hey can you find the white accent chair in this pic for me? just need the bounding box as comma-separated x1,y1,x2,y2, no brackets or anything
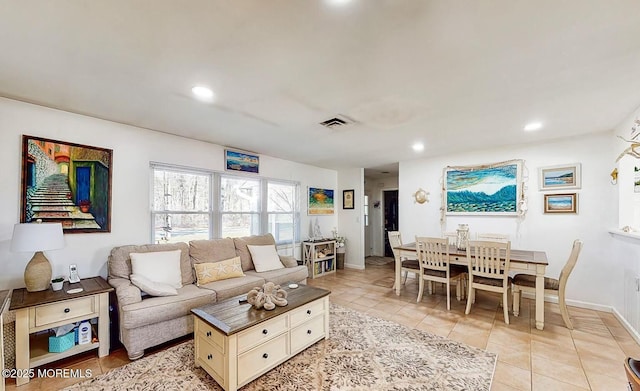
465,240,512,324
512,239,583,329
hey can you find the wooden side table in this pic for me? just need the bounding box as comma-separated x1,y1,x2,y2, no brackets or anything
9,277,113,386
0,290,10,391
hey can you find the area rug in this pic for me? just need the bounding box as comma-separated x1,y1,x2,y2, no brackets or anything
64,304,496,391
364,256,395,266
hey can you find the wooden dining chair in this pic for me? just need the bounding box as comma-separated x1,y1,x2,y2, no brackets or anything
625,357,640,391
465,240,512,324
388,231,419,285
415,237,465,309
512,239,583,329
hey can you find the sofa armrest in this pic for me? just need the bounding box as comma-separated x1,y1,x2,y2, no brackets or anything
279,255,299,268
108,277,142,307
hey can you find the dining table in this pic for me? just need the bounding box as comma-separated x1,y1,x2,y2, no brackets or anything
393,243,549,330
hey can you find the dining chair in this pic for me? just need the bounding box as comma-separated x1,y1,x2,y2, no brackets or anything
388,231,420,285
442,231,458,246
465,240,512,324
625,357,640,391
512,239,583,329
476,233,510,242
415,237,466,309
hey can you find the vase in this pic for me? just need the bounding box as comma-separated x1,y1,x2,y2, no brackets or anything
456,224,470,250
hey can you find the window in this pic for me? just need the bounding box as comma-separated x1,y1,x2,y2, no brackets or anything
364,195,369,226
151,167,211,243
151,164,299,250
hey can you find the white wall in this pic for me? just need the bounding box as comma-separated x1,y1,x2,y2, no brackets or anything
0,97,337,290
399,132,615,307
337,168,364,269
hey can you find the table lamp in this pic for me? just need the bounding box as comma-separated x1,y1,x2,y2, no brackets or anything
11,222,65,292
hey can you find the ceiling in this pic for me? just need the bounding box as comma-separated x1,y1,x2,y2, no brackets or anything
1,1,640,174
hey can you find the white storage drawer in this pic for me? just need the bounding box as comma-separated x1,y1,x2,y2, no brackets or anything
34,297,94,327
290,299,324,326
237,315,287,353
237,333,289,385
290,315,325,353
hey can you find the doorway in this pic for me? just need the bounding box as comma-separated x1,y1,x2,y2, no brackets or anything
383,189,398,257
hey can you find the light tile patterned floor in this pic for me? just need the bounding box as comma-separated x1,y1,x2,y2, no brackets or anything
5,263,638,390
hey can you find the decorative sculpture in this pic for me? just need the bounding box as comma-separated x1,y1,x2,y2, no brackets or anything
246,282,288,310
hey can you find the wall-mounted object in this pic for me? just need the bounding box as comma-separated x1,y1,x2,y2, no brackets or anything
610,168,618,185
544,193,577,214
21,135,113,233
538,163,581,191
308,187,334,215
373,201,381,208
224,148,259,174
413,188,429,204
444,160,522,215
343,189,354,209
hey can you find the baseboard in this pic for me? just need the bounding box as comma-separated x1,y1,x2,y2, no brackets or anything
344,263,365,270
612,307,640,346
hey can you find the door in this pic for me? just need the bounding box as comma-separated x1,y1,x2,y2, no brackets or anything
75,166,91,203
383,190,398,257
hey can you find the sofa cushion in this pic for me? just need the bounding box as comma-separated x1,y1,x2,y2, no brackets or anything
130,249,182,288
130,274,178,297
245,265,308,286
109,242,193,285
247,245,284,272
189,238,237,264
193,256,245,286
198,274,266,301
121,284,215,330
233,233,277,271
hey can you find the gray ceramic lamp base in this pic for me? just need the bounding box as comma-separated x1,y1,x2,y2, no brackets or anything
24,251,53,292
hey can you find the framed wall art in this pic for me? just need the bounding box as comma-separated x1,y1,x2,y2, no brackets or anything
308,187,334,215
225,149,259,174
538,163,581,190
343,189,354,209
444,160,522,215
544,193,577,214
20,135,113,233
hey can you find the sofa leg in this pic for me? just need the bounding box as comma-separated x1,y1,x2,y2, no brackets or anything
128,350,144,360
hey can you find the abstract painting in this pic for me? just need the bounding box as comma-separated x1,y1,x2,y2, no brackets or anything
225,149,259,174
544,193,577,214
308,187,334,215
20,135,112,233
538,163,581,190
444,161,521,215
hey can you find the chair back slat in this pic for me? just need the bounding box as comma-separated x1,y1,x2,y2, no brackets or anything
467,240,511,282
476,233,510,242
388,231,402,259
416,236,449,272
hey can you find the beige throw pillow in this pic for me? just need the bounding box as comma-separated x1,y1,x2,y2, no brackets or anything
130,249,182,289
194,256,245,286
247,245,284,272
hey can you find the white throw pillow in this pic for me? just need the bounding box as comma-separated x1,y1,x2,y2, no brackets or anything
247,245,284,272
130,249,182,289
130,274,178,297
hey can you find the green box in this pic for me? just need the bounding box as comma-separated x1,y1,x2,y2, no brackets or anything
49,331,75,353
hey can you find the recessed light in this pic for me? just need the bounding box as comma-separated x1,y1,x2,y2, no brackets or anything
412,143,424,152
327,0,352,5
191,86,215,101
524,122,542,131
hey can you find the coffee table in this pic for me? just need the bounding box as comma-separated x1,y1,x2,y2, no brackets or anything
191,284,331,391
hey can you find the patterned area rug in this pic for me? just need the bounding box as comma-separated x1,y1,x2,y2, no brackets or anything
365,256,395,266
65,304,496,391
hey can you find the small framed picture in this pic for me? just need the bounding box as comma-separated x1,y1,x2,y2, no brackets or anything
544,193,577,214
538,163,581,190
343,189,354,209
225,149,259,174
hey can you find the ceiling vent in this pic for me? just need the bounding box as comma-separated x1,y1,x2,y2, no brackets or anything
319,115,354,129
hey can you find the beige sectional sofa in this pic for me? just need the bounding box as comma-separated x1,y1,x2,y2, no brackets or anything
107,234,307,359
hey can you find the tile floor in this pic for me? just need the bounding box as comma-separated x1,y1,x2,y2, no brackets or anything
5,262,638,390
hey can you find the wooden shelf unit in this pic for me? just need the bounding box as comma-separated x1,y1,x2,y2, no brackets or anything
302,240,337,279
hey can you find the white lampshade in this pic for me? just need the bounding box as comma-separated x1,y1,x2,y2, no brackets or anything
11,222,65,252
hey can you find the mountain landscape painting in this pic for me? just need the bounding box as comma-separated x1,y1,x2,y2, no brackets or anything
445,162,520,215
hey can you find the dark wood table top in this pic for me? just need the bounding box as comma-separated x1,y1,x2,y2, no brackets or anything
192,284,331,336
396,243,548,265
9,276,113,311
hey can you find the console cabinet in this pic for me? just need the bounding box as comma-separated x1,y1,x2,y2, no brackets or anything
302,240,337,279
